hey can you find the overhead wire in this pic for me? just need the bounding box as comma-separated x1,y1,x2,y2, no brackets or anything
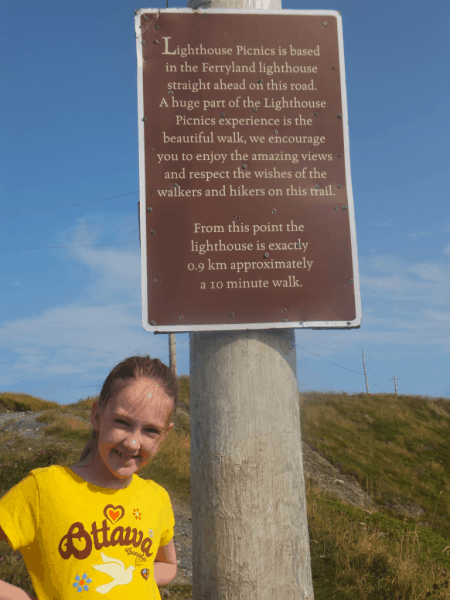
34,381,102,390
316,329,356,349
1,190,141,250
366,377,386,393
296,345,364,375
302,339,361,365
319,381,364,386
0,191,139,215
365,363,385,381
298,343,390,393
0,243,139,252
363,351,389,374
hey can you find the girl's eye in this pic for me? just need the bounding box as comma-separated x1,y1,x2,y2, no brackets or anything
115,420,158,434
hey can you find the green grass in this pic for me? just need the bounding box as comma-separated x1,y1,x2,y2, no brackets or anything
1,386,450,599
300,391,450,539
307,482,450,599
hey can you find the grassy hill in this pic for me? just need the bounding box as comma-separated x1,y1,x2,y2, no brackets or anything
1,382,450,599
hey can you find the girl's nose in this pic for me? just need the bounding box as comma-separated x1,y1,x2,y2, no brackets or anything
123,436,141,452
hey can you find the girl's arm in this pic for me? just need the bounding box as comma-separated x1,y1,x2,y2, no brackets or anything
153,538,177,587
0,579,37,600
0,528,37,600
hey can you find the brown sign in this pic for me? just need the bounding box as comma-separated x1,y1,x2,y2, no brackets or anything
135,9,361,332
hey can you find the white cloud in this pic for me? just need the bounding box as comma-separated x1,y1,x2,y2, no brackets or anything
362,254,449,293
0,302,167,387
423,309,450,324
409,262,445,282
369,218,394,227
0,216,168,390
2,216,449,400
59,217,141,296
402,230,433,239
355,253,450,355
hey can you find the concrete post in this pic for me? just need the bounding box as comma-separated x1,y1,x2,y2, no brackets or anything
190,330,314,599
187,0,314,597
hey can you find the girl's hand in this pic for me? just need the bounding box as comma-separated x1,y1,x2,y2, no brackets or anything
0,578,38,600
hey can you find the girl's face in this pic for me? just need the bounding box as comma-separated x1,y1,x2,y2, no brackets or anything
88,378,174,488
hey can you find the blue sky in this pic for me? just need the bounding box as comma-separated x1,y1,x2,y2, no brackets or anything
1,0,449,404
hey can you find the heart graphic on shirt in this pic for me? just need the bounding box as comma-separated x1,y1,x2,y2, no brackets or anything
103,504,125,524
141,568,150,580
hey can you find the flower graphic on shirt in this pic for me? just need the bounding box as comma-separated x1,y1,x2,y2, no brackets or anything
132,508,142,520
72,572,92,592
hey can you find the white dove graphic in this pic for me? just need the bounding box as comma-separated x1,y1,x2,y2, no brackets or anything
92,552,135,594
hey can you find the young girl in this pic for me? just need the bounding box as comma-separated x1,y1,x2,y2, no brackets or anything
0,355,178,600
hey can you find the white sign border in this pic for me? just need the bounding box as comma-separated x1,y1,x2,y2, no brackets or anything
135,8,362,333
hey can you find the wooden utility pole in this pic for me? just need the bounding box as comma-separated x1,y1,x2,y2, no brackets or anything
137,202,141,245
362,350,369,394
187,4,314,600
392,375,398,394
169,333,177,380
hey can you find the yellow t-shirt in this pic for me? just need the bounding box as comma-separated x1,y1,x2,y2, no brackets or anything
0,465,174,599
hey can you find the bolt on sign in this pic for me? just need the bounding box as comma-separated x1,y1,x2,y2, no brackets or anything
135,8,361,333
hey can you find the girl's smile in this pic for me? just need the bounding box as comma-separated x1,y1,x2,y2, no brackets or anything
111,448,142,461
79,378,174,489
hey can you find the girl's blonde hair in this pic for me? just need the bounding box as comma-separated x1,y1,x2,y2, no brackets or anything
73,355,178,467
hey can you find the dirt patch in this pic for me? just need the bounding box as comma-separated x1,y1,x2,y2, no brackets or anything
301,442,378,512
